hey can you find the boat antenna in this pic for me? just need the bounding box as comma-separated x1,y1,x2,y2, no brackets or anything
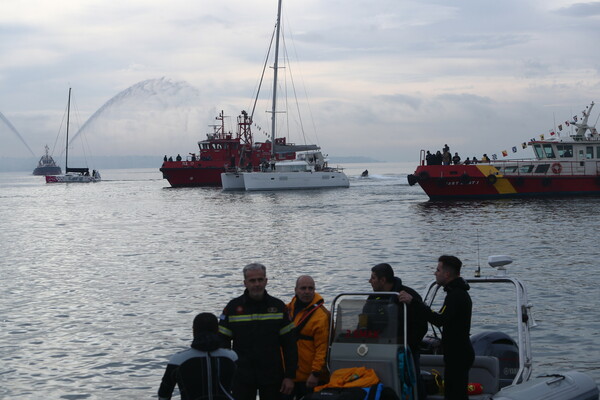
269,0,283,158
475,228,481,277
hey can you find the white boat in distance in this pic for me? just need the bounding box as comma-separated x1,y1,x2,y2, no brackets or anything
222,150,349,191
45,88,101,183
221,0,348,191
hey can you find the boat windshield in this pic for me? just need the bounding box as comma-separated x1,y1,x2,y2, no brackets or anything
543,144,556,158
333,298,399,345
557,145,573,158
533,144,544,159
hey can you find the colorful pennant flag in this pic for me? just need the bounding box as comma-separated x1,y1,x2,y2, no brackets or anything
512,146,517,153
502,150,508,157
530,138,536,142
558,124,563,131
539,134,545,140
492,154,498,160
573,115,578,122
565,121,570,126
521,142,527,149
550,129,556,136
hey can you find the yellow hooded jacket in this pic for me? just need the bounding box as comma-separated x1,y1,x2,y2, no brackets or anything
288,292,330,383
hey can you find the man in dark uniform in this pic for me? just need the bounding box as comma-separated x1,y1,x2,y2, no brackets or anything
219,263,297,400
399,255,475,400
158,312,238,400
368,263,428,400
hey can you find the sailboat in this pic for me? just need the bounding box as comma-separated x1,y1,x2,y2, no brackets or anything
45,88,101,183
220,0,349,191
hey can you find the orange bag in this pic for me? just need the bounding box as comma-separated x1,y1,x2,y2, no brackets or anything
314,367,380,392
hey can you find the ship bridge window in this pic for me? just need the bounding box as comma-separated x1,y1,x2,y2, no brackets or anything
533,144,544,159
503,166,518,173
534,164,550,173
557,145,573,158
543,144,555,158
519,165,534,173
586,146,593,159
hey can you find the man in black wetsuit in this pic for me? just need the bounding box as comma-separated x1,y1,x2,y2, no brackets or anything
368,263,428,400
218,263,297,400
158,312,238,400
399,255,475,400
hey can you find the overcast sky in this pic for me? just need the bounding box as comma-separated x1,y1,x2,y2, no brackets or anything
1,0,599,163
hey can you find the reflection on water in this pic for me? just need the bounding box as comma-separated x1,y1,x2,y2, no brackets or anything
0,165,599,398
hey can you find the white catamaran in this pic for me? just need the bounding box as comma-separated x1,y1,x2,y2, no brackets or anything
221,0,349,191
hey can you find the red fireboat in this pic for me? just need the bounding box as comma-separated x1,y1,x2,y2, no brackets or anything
408,101,600,199
160,110,316,187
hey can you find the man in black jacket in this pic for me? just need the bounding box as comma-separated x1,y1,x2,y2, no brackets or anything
158,312,238,400
399,255,475,400
368,263,428,400
219,263,298,400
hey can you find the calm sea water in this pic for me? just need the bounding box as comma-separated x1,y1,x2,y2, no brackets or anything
1,162,598,398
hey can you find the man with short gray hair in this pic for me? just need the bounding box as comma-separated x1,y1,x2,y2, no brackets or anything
219,263,298,400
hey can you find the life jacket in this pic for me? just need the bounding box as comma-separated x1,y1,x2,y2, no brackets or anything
314,367,380,391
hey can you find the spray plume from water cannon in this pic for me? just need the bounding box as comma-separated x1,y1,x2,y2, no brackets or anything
0,111,36,157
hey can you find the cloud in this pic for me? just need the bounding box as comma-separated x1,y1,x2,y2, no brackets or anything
555,1,600,17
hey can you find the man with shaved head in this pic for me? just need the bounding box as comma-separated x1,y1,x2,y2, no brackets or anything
286,275,330,400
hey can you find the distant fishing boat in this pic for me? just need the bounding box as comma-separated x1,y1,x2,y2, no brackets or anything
220,0,349,191
33,145,61,176
45,88,100,183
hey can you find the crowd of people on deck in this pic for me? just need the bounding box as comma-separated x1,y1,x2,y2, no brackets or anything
425,144,490,166
158,255,474,400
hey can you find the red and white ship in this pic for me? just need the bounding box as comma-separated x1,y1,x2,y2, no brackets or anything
408,101,600,199
159,110,317,187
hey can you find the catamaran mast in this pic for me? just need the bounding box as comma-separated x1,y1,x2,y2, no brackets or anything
270,0,283,158
66,88,71,171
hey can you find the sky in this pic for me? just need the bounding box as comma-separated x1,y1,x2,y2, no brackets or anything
1,0,599,163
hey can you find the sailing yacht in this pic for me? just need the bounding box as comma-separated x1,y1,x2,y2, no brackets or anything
45,88,101,183
221,0,349,191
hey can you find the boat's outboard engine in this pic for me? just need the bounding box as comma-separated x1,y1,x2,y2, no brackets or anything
471,331,519,388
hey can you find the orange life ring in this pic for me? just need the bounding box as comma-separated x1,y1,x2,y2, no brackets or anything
551,163,562,174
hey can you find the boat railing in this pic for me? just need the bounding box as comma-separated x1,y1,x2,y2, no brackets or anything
490,159,600,176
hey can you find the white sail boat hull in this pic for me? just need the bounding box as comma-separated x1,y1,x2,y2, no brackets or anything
220,172,246,190
46,171,101,183
222,170,349,191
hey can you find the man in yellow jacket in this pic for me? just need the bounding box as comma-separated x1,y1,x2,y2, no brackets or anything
287,275,330,400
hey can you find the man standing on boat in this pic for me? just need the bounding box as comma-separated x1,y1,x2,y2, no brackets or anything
368,263,428,400
286,275,330,400
158,312,238,400
398,255,474,400
219,263,297,400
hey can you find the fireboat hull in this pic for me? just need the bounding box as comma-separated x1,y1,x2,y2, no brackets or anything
160,161,225,187
33,166,62,176
411,164,600,200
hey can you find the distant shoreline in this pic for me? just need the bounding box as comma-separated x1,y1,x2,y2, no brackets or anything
0,155,385,172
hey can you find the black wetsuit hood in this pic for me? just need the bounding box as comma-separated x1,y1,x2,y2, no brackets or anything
444,277,470,292
191,332,221,352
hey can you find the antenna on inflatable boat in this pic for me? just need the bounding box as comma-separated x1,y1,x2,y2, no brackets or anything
475,229,481,277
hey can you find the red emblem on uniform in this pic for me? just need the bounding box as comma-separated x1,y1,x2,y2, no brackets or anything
236,305,244,314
